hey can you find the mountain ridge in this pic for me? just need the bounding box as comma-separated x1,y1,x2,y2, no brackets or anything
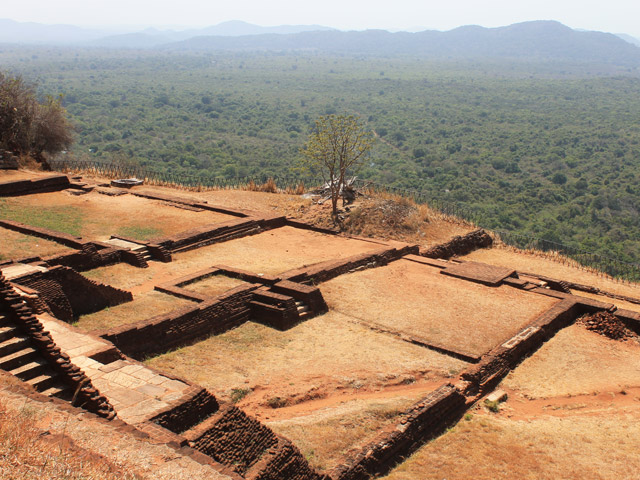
1,19,639,66
164,21,640,66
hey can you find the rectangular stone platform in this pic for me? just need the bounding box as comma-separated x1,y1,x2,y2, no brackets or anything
441,261,516,286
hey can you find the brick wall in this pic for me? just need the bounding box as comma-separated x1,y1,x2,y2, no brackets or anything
329,384,466,480
13,266,132,322
100,285,259,359
614,309,640,335
13,271,74,321
270,280,328,314
0,151,19,169
151,387,220,434
153,219,263,253
282,246,418,285
184,405,279,476
44,244,123,271
250,289,300,330
0,219,85,249
0,174,71,196
420,228,492,259
246,437,326,480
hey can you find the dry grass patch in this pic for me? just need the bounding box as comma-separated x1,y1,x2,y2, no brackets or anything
145,311,467,405
82,259,212,292
0,375,231,480
267,396,421,472
503,324,640,399
0,397,139,480
75,290,194,332
383,411,640,480
0,227,74,261
184,274,249,297
322,259,558,357
175,226,382,276
343,194,470,245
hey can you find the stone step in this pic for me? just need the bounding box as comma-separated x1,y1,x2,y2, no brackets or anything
0,347,39,371
296,304,309,313
10,359,49,381
27,373,59,392
0,325,18,343
41,382,71,399
0,336,30,357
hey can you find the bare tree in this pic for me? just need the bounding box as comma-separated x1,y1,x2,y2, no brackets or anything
301,114,374,217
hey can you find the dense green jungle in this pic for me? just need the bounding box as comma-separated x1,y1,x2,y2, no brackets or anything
1,46,640,264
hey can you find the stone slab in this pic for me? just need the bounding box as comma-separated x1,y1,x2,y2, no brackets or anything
441,261,516,286
1,263,48,280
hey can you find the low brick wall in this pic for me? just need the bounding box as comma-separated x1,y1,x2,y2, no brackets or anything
151,387,220,434
0,151,19,169
0,219,85,249
44,244,122,271
250,289,300,330
420,229,493,259
0,273,115,419
100,285,259,359
461,298,580,395
270,280,328,314
131,190,252,217
614,309,640,335
329,384,466,480
153,219,263,253
0,174,71,196
282,246,418,284
13,266,132,322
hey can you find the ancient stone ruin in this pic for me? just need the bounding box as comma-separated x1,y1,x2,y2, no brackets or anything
1,171,638,479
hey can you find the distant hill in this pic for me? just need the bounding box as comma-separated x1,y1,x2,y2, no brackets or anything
617,33,640,47
2,18,639,67
0,18,335,48
91,21,335,48
0,18,107,44
193,20,335,36
166,21,640,66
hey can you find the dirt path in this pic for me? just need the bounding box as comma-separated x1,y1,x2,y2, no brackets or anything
242,379,444,422
490,386,640,421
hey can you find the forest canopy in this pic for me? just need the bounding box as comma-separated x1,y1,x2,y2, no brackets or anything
1,46,639,263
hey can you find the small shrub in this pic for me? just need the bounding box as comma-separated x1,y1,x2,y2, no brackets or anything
484,399,500,413
285,182,305,195
229,387,251,403
259,177,278,193
266,396,288,409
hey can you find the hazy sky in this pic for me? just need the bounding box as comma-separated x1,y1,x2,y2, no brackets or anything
4,0,640,36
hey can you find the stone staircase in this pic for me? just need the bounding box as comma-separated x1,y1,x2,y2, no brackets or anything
0,310,71,398
105,237,152,267
295,299,311,320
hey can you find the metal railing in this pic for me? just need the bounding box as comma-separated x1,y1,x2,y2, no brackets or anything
49,158,640,282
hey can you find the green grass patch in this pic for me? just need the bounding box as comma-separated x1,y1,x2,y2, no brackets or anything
229,388,252,404
115,225,163,241
0,199,84,236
